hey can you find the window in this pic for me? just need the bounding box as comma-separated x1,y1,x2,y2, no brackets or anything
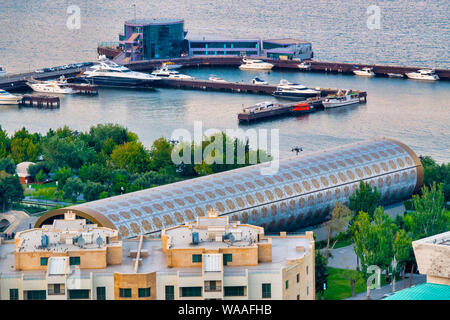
68,289,90,299
97,287,106,300
297,273,300,283
119,288,132,298
285,280,289,289
192,254,202,263
69,256,80,265
165,286,175,300
262,283,271,298
297,294,300,300
9,289,19,300
306,265,309,275
138,287,151,298
40,257,48,266
307,287,309,296
223,254,232,265
48,284,65,295
25,290,46,300
224,286,245,297
181,287,202,297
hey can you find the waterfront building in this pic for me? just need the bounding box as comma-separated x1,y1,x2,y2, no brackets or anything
119,19,186,62
262,39,313,61
187,37,262,57
35,138,423,240
0,211,315,300
384,231,450,300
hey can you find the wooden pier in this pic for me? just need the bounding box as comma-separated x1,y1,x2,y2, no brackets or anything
20,95,60,109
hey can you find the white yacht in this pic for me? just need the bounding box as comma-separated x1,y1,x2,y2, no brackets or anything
273,79,320,99
387,73,404,78
83,59,162,87
353,67,375,77
0,89,21,105
323,90,361,109
26,77,74,94
297,62,311,71
0,65,6,77
151,66,194,79
239,58,274,71
162,62,183,70
251,77,268,85
405,69,439,81
208,75,228,83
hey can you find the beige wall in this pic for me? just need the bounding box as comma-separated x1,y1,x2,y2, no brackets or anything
114,272,156,300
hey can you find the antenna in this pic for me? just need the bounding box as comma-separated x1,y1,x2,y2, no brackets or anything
291,146,303,155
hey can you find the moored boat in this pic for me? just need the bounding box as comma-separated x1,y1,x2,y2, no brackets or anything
0,89,21,104
405,69,439,81
322,90,361,108
353,67,375,77
273,79,320,99
239,58,274,71
26,77,74,94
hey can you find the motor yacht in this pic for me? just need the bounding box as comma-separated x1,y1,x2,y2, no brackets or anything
83,59,162,87
322,90,361,108
162,62,183,70
151,66,194,79
0,89,21,104
297,62,311,71
353,67,375,77
405,69,439,81
239,58,274,71
26,77,74,94
273,79,320,99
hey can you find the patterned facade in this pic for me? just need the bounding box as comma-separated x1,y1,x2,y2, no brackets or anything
36,138,423,239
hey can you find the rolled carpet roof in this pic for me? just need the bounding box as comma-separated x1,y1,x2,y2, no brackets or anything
36,138,423,238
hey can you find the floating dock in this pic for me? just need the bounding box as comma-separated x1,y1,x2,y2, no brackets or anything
20,95,60,109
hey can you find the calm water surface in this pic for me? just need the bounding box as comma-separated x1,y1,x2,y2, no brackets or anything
0,0,449,162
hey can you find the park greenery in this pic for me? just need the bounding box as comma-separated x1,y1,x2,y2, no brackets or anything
0,124,270,211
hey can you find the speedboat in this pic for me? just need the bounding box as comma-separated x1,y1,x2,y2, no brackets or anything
353,67,375,77
322,90,360,109
251,77,268,85
273,79,320,99
26,77,74,94
239,58,274,71
0,65,6,77
0,89,21,104
209,75,228,83
83,59,162,87
242,101,281,114
151,66,194,79
162,62,183,70
297,62,311,71
405,69,439,81
387,73,404,78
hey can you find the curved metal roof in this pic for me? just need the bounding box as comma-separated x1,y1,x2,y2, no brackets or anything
36,138,423,238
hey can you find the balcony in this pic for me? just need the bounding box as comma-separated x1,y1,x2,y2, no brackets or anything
204,285,222,292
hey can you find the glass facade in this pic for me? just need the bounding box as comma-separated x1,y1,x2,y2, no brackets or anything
142,23,185,59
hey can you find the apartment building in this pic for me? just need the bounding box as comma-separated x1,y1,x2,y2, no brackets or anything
0,210,315,300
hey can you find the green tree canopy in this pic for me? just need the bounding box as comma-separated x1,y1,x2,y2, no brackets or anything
62,177,84,203
349,181,381,219
42,135,95,169
0,158,16,174
0,175,24,211
111,141,150,174
83,181,107,202
315,250,329,297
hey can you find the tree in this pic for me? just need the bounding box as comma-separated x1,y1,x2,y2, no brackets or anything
54,166,72,188
131,170,179,190
10,137,39,163
83,181,107,202
149,137,176,173
63,177,84,203
78,163,111,184
0,175,24,211
323,202,352,262
0,158,16,174
27,162,51,180
403,182,450,240
85,123,137,154
421,156,450,201
110,141,150,174
35,169,47,182
349,181,381,219
0,126,11,159
315,250,329,299
41,135,95,169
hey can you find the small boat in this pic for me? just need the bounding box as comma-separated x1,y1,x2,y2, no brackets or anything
26,77,74,94
322,90,361,109
251,77,268,85
151,66,194,79
405,69,439,81
209,75,227,82
290,102,316,114
353,67,375,77
387,73,404,78
297,62,311,71
162,62,183,70
239,58,274,71
0,89,21,105
273,79,320,99
0,65,6,77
